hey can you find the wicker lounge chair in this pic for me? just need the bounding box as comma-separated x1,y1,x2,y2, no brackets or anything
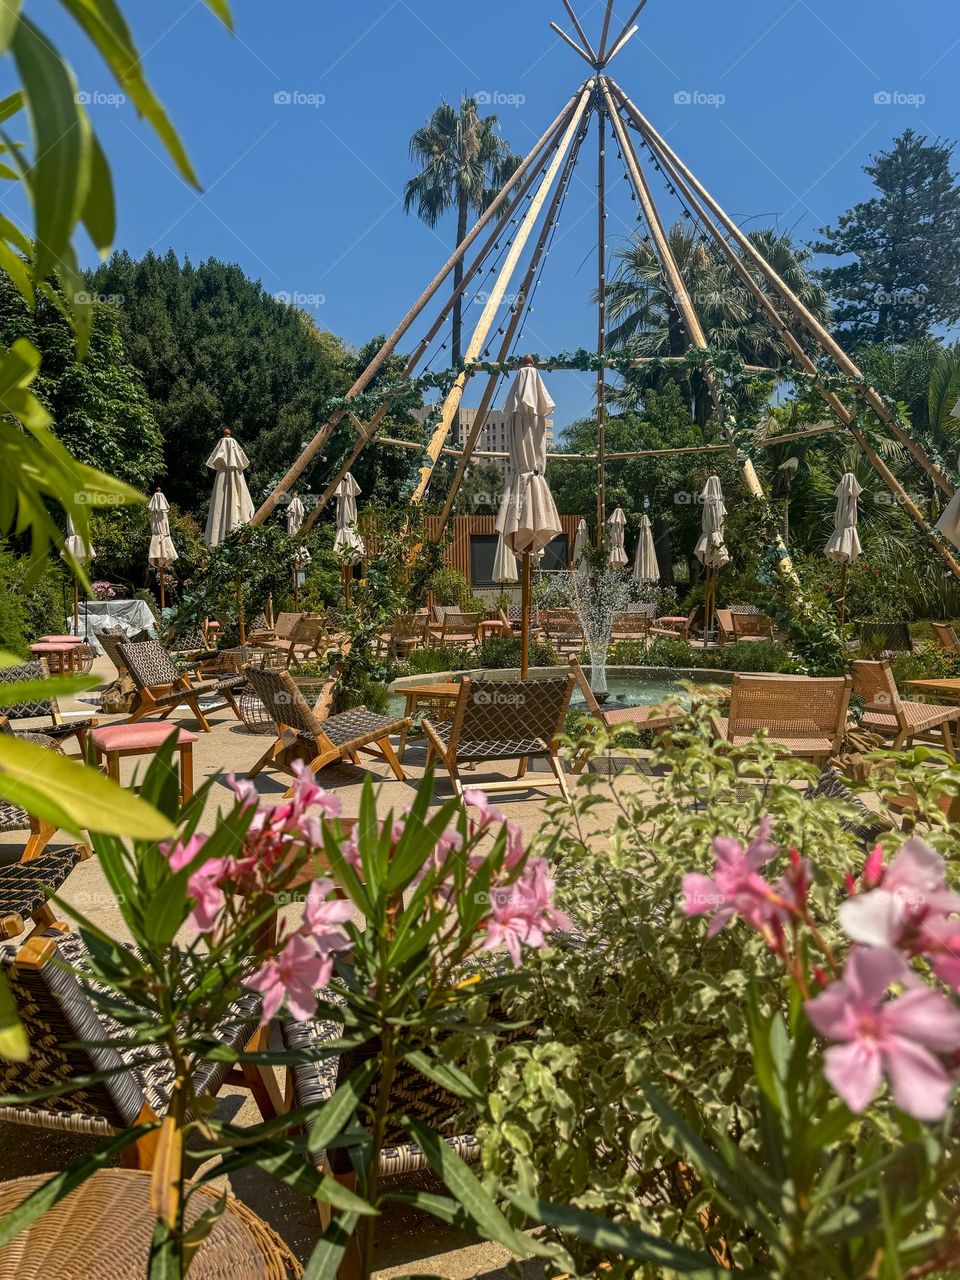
0,727,88,864
118,639,245,733
731,612,775,641
932,622,960,655
0,845,85,939
422,674,575,800
428,611,483,651
0,659,96,752
852,659,960,757
715,609,736,646
539,610,583,658
0,929,276,1169
243,667,408,790
568,658,684,773
713,673,852,766
261,615,330,668
802,766,892,850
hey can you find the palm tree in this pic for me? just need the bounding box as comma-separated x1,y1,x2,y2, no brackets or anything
404,97,519,435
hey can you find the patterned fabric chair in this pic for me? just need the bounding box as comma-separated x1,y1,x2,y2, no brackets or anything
0,727,81,864
0,930,273,1168
422,674,575,800
118,639,245,733
852,659,960,757
0,846,84,939
96,628,132,680
0,660,96,752
244,667,409,791
802,767,893,850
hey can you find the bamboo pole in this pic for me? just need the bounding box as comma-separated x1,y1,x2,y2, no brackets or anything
608,79,954,499
623,97,960,582
253,86,589,526
550,21,594,67
605,25,639,65
596,0,615,62
562,0,598,62
602,78,798,585
408,82,594,505
435,113,590,537
607,0,651,60
596,93,608,539
296,96,582,538
72,583,79,633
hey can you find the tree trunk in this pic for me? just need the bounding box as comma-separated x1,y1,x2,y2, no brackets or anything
451,188,470,445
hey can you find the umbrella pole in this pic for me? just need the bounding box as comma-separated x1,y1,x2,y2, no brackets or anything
267,593,274,629
236,576,246,647
839,564,847,626
520,552,531,680
342,565,352,608
292,568,299,609
73,582,79,634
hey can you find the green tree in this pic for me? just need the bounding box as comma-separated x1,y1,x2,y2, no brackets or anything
815,130,960,346
404,96,519,431
85,250,354,511
0,275,162,490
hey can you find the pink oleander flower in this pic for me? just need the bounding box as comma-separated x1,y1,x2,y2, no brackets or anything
464,788,506,829
226,773,258,811
682,818,783,937
245,933,330,1023
481,857,571,967
289,760,342,821
839,838,960,953
187,859,227,932
302,878,353,959
164,833,208,873
805,947,960,1121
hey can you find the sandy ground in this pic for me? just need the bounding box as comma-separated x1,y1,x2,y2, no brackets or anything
0,655,642,1276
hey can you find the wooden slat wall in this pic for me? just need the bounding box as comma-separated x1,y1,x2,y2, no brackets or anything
358,514,586,583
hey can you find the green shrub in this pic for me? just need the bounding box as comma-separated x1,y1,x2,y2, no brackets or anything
477,635,559,669
714,639,800,673
394,645,472,677
429,566,469,606
0,542,66,655
641,637,713,670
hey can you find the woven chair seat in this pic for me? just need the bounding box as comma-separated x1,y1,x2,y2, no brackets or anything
297,709,407,750
714,717,833,757
0,848,82,922
425,719,547,761
863,701,960,732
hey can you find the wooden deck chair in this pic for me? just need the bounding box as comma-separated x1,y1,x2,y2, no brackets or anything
0,660,97,753
932,622,960,655
385,613,427,661
715,609,736,646
568,658,683,773
713,673,852,766
540,610,583,658
0,845,85,940
611,612,651,643
118,639,244,733
0,725,94,870
852,659,960,757
263,615,329,668
731,612,775,641
650,607,701,641
422,674,575,800
428,611,483,651
0,929,278,1170
244,667,408,792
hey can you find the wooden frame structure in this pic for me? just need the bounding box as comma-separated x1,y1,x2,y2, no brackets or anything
252,1,960,589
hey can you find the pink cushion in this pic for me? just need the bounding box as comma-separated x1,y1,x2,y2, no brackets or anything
30,642,79,654
38,635,81,643
92,723,198,751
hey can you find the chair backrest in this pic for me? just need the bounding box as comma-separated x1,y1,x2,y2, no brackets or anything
96,628,130,677
118,639,181,690
803,766,892,850
851,659,902,713
715,609,735,643
932,622,960,655
855,621,913,655
442,612,482,636
273,612,303,641
612,612,649,636
0,660,53,720
168,627,207,654
728,673,852,747
625,602,656,617
289,616,325,647
455,675,575,749
568,657,602,715
244,667,333,738
392,613,425,640
732,612,774,639
0,932,144,1130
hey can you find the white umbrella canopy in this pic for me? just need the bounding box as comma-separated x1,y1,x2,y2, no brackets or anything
573,518,589,566
147,489,178,568
824,473,863,565
495,365,562,554
695,476,731,569
204,431,254,547
608,506,628,568
61,513,94,565
333,472,365,564
936,459,960,549
632,513,659,582
493,531,518,583
286,495,312,568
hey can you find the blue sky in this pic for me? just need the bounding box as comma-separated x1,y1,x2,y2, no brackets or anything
28,0,960,429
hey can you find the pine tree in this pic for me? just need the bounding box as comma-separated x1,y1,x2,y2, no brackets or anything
815,130,960,347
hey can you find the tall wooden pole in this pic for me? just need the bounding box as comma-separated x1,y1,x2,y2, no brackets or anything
619,88,960,583
253,86,590,527
608,79,954,500
409,82,594,505
520,551,531,679
602,78,797,587
595,89,608,540
839,564,848,626
435,113,590,538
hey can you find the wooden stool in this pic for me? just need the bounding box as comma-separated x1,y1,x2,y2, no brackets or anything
91,722,197,801
30,640,82,674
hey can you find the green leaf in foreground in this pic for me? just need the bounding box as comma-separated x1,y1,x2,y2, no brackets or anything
0,969,27,1062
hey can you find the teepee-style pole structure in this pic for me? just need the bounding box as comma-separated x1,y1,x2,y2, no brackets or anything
595,91,608,539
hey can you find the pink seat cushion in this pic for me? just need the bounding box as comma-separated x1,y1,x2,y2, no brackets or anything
31,642,80,653
38,635,81,643
92,723,198,751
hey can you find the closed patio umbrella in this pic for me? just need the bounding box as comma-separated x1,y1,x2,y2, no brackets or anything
285,494,311,607
696,475,730,639
61,514,94,634
632,512,659,583
495,360,562,676
824,472,862,624
493,531,518,584
334,473,364,605
608,507,628,568
936,460,960,551
147,488,178,611
573,518,589,566
204,429,254,548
